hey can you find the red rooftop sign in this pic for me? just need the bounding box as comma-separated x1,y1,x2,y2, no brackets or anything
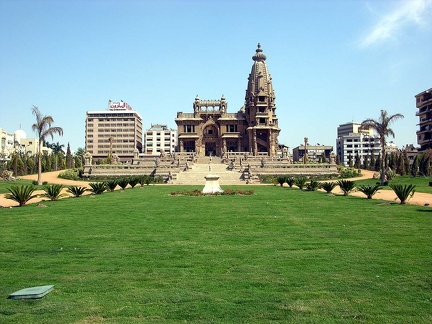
108,100,132,110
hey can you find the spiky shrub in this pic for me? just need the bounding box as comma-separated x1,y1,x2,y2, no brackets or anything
5,185,38,207
137,176,146,187
389,184,416,204
128,177,139,188
337,179,356,196
42,184,68,201
276,175,287,187
144,176,154,186
357,184,382,199
286,176,295,188
117,178,129,190
105,179,118,192
306,179,320,191
321,182,337,193
294,176,308,190
88,182,106,195
67,186,87,198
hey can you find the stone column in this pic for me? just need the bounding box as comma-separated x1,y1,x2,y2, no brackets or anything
253,129,257,156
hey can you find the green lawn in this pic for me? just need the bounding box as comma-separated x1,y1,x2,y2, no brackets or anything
1,185,431,323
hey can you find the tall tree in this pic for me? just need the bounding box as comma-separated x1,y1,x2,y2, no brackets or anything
362,110,404,185
31,106,63,185
66,143,73,169
51,142,65,154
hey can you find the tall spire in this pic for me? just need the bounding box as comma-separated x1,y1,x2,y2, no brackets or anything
244,43,280,157
252,43,267,62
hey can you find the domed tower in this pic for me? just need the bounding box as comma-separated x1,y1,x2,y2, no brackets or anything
244,43,280,156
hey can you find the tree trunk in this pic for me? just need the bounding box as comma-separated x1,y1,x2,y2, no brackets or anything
380,139,386,185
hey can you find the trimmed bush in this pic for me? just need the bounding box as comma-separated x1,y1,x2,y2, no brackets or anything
306,179,320,191
357,184,381,199
337,179,356,196
105,180,118,192
286,177,295,188
117,178,129,190
128,177,139,188
294,176,308,190
67,186,87,198
88,182,107,195
389,184,416,204
5,185,38,207
42,184,68,201
321,182,337,193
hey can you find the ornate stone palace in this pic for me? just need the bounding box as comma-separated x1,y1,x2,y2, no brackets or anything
175,44,280,157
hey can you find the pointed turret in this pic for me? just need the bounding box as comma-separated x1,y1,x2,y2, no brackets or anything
245,44,280,156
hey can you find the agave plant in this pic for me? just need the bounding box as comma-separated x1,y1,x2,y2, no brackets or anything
117,178,129,190
337,179,356,196
67,186,87,198
286,176,295,188
276,175,287,187
143,175,153,186
42,184,68,201
105,179,118,192
128,177,139,188
5,185,38,207
389,184,416,204
294,176,308,190
357,184,382,199
306,179,320,191
88,182,106,195
320,182,337,193
137,176,146,187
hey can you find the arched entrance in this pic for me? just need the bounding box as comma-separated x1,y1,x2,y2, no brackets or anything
202,123,221,156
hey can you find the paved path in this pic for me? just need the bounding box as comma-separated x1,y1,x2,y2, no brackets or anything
0,170,431,208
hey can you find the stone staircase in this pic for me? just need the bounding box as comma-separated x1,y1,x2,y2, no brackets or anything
175,157,245,185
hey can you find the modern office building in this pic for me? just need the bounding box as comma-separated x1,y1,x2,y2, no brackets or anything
175,44,280,157
144,124,177,155
415,88,432,151
85,101,143,162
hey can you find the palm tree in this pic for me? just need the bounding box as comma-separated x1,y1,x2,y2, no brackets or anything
361,110,404,185
51,142,65,154
32,106,63,185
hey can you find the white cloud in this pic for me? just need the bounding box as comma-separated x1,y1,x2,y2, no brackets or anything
359,0,432,48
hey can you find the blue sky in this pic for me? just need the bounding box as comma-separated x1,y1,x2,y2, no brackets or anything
1,0,431,152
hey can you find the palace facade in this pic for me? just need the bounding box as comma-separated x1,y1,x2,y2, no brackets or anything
175,44,280,157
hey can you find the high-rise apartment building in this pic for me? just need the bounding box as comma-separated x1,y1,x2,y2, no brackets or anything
336,122,381,167
85,101,143,162
415,88,432,151
337,122,398,167
144,124,177,155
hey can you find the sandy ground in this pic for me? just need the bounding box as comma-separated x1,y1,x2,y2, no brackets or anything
0,170,431,208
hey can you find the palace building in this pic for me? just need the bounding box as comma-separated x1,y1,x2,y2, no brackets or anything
175,44,280,157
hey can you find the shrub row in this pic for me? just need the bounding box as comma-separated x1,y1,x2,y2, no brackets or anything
277,178,416,204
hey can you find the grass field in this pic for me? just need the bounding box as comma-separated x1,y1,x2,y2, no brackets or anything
1,185,431,323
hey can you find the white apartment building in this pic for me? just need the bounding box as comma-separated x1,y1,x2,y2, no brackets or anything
144,124,178,155
336,122,397,167
1,128,51,161
85,101,143,162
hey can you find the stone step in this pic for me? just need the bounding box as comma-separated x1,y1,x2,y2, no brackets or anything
175,162,245,185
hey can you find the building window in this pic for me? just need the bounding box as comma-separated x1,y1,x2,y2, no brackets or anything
184,125,195,133
226,124,238,132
